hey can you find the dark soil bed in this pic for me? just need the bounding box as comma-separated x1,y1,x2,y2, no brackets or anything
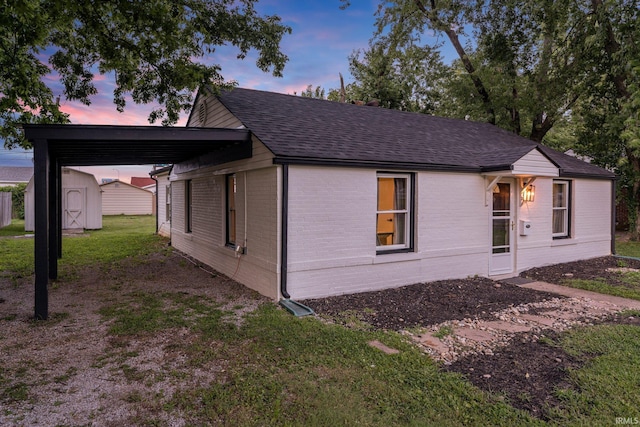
522,255,640,287
302,277,560,331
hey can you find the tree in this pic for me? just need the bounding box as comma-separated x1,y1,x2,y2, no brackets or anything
1,0,291,149
345,38,447,113
345,0,640,236
297,85,326,99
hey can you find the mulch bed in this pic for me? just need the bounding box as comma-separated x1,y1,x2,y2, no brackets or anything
302,256,640,420
302,277,560,331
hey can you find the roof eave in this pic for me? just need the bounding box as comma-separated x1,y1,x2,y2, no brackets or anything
273,156,481,173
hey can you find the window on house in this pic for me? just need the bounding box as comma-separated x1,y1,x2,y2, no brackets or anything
376,173,412,252
165,185,171,222
185,180,192,233
226,174,236,245
552,180,570,238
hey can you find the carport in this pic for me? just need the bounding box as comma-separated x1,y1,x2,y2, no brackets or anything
23,124,252,319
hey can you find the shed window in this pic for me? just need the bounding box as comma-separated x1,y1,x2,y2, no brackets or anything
376,173,413,252
226,174,236,246
552,180,570,238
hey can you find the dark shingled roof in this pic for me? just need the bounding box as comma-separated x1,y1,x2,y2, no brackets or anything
217,88,614,179
0,166,34,183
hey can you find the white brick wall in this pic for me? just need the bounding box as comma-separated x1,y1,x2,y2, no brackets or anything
171,160,612,301
516,178,612,271
285,166,612,300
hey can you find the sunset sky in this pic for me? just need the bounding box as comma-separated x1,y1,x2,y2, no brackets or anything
1,1,453,182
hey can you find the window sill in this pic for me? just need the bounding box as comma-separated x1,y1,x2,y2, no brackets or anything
373,250,420,264
376,247,413,256
551,237,575,247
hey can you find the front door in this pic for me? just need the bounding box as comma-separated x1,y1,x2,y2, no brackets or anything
490,180,514,275
64,188,85,229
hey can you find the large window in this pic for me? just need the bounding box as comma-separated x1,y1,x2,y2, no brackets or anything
376,173,412,252
185,180,192,233
226,174,237,246
552,180,570,238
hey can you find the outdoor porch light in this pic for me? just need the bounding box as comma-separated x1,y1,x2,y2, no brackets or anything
522,185,535,203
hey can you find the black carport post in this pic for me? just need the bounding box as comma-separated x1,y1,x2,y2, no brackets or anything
33,138,50,320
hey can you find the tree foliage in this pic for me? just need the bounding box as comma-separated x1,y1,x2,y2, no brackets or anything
345,0,640,235
0,183,26,219
344,0,638,144
1,0,291,148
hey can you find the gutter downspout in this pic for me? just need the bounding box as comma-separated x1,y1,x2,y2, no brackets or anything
611,178,617,255
280,164,290,299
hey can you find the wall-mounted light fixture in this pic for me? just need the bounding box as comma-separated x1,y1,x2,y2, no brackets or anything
521,185,535,203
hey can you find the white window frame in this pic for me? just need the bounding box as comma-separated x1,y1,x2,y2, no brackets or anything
552,180,570,238
376,172,412,252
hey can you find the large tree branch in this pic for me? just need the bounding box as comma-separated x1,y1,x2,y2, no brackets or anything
415,0,495,124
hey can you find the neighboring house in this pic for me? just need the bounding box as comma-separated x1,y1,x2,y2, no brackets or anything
166,88,614,301
25,167,102,231
100,180,153,215
131,177,157,193
150,166,173,237
0,166,33,187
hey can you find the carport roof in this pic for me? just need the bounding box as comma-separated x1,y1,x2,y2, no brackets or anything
23,124,252,166
24,123,253,321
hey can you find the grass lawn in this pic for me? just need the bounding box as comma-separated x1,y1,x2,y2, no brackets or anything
0,215,164,281
557,237,640,301
1,217,639,424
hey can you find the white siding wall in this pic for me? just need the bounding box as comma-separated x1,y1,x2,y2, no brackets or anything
171,166,279,299
101,182,153,215
512,149,559,177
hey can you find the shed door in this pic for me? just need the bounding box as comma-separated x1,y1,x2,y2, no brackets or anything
490,180,514,275
64,188,85,229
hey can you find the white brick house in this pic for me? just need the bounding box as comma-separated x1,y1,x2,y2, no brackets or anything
168,88,615,301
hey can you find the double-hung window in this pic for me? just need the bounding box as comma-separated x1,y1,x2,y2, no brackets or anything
185,180,193,233
552,180,570,238
226,174,237,246
376,173,413,252
165,185,171,222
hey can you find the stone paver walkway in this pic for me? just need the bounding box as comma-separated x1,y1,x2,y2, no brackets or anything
408,281,640,364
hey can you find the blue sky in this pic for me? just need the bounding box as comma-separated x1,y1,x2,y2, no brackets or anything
1,1,449,181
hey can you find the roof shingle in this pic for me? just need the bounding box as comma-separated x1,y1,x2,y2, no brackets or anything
217,88,614,179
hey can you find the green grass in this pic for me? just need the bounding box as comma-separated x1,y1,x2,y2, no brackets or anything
616,239,640,258
3,218,640,424
562,277,640,301
0,219,29,237
105,298,537,426
0,215,165,279
97,289,640,426
549,316,640,425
